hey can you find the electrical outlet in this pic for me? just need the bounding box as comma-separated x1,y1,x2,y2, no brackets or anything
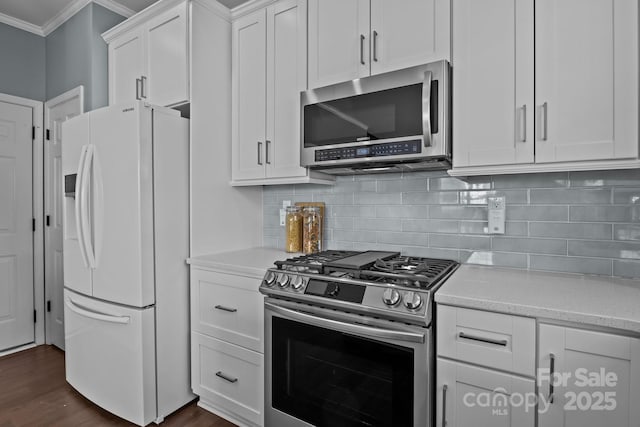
487,196,506,234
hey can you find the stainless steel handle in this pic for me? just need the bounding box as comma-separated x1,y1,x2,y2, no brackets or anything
373,30,378,62
214,305,237,313
215,371,238,383
360,34,366,65
422,70,433,147
459,331,508,347
140,76,147,99
65,298,130,325
265,140,271,164
257,141,263,165
442,384,448,427
519,104,527,142
548,353,555,403
135,78,141,100
265,302,425,343
541,102,548,141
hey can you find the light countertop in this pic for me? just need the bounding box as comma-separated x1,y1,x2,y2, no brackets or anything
187,247,289,279
436,264,640,334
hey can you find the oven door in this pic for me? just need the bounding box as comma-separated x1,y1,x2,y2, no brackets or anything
265,298,431,427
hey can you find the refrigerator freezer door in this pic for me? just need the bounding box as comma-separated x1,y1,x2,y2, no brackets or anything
61,115,92,296
64,288,156,425
89,103,155,307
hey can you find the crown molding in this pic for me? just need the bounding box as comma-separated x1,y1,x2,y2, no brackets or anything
102,0,185,42
193,0,231,22
230,0,276,20
94,0,136,18
0,11,44,36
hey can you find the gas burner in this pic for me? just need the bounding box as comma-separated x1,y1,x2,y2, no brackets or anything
373,256,431,273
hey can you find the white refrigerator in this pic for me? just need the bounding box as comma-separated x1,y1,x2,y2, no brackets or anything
61,102,193,425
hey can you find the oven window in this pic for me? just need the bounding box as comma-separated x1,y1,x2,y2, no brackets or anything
272,317,414,427
303,83,423,148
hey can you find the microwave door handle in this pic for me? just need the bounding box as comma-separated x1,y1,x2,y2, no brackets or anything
265,302,425,344
422,70,433,147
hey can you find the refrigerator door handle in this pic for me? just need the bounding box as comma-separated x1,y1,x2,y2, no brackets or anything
65,297,130,324
92,147,104,268
80,145,96,269
75,146,90,268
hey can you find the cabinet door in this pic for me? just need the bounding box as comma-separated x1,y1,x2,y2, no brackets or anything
370,0,450,76
109,29,145,105
535,0,638,163
308,0,369,89
452,0,534,168
265,0,307,179
232,10,267,181
538,324,640,427
145,2,189,107
436,358,535,427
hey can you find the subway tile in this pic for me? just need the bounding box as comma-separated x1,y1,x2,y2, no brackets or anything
402,246,460,260
332,180,377,193
354,218,402,231
332,205,377,217
262,184,295,195
569,206,640,222
492,237,567,255
459,190,527,205
614,224,640,241
356,172,403,181
263,214,281,227
355,192,402,205
530,222,612,240
402,219,459,233
613,260,640,279
332,217,354,230
492,172,568,189
569,169,640,187
460,251,528,269
262,237,279,249
311,193,354,205
459,221,528,237
326,241,356,251
568,240,640,260
429,206,487,220
328,230,378,243
530,255,612,276
376,205,429,219
429,176,491,191
507,205,569,221
335,175,355,183
402,191,459,205
530,188,611,204
293,183,334,194
378,231,429,246
263,227,281,238
613,188,640,204
430,234,491,250
403,170,447,180
377,178,428,193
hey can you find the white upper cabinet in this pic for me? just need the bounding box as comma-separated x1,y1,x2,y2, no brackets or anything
231,0,333,185
451,0,639,174
534,0,638,163
308,0,450,89
452,0,534,168
106,1,189,107
538,324,640,427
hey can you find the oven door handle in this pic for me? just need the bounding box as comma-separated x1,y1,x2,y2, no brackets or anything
265,302,425,344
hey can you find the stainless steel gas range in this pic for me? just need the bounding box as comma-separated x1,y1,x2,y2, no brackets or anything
259,250,459,427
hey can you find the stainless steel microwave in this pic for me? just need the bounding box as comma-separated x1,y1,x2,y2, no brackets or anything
301,60,451,174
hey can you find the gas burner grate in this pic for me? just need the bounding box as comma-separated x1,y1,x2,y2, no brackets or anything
363,257,459,288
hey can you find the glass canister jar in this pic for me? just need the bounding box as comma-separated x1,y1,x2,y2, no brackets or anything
285,206,303,253
302,206,322,254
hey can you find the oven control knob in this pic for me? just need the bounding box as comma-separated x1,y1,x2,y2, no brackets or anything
382,289,400,306
264,271,277,287
291,276,305,291
277,273,290,288
403,292,423,310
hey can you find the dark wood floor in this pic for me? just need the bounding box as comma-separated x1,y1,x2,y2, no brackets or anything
0,345,236,427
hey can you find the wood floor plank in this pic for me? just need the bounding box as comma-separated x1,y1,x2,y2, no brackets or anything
0,346,236,427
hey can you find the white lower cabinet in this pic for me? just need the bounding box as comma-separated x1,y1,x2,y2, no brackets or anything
190,267,264,427
436,358,535,427
538,324,640,427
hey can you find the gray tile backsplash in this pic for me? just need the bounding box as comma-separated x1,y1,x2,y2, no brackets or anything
263,170,640,279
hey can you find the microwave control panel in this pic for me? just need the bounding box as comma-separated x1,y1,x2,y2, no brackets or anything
315,139,422,162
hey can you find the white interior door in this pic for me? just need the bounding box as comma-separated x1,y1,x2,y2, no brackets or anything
0,100,34,352
44,87,83,350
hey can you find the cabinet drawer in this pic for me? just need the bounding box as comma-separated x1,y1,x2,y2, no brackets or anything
191,268,264,352
192,332,263,426
437,305,536,376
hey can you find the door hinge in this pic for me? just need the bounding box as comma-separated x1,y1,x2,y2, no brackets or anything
46,129,50,141
46,215,50,227
47,301,51,312
32,126,35,140
32,218,36,232
33,310,37,323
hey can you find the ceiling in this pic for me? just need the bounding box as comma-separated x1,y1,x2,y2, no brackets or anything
0,0,249,35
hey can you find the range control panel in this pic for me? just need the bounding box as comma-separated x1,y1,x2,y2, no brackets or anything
315,139,422,162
